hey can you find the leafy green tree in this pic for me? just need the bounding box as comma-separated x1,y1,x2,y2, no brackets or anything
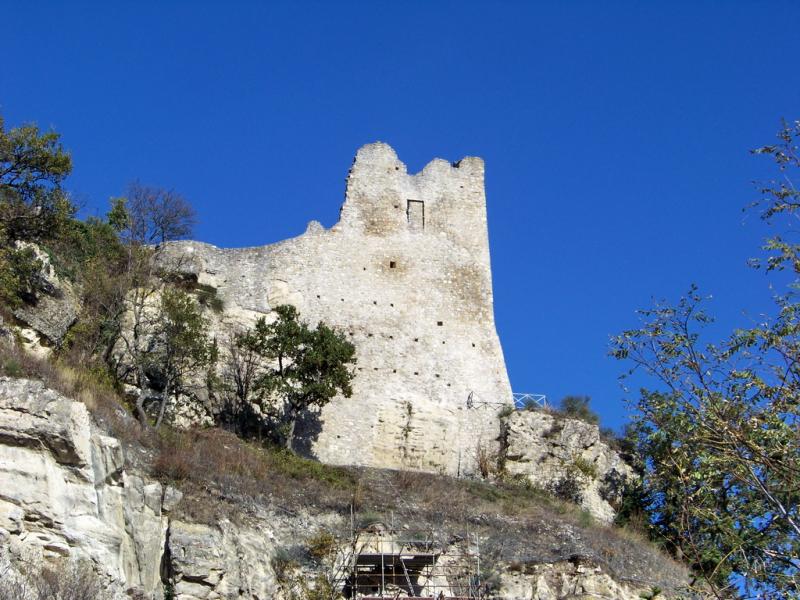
612,121,800,597
0,115,73,243
122,287,216,428
0,115,73,307
148,287,217,428
236,305,356,451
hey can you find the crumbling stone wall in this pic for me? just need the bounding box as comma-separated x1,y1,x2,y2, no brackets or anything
163,142,512,475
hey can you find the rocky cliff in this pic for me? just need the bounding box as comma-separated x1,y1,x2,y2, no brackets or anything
501,410,635,523
0,375,689,599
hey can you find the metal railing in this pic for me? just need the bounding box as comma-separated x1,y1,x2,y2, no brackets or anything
464,391,548,411
512,392,548,410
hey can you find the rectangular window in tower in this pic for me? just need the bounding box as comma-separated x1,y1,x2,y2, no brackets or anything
407,200,424,232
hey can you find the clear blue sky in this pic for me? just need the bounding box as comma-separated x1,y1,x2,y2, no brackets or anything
2,2,799,431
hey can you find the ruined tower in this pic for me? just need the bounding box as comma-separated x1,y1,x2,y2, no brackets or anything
168,142,512,475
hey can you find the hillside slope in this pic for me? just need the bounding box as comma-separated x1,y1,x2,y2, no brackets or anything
0,372,689,600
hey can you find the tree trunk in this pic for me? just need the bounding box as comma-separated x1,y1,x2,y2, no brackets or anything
134,364,151,427
135,393,150,427
155,380,171,430
284,411,297,452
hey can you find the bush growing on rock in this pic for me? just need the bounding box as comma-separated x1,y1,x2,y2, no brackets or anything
556,395,600,425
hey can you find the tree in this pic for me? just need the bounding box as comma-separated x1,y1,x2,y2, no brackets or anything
122,181,195,246
0,115,73,243
219,327,268,437
0,115,73,307
148,287,217,428
235,305,356,451
612,121,800,597
109,186,203,426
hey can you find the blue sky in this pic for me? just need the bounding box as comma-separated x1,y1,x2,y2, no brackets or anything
2,1,799,430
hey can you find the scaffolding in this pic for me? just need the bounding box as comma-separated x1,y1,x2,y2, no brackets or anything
335,522,483,599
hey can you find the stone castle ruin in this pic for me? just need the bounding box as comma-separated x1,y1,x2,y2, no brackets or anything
164,142,513,475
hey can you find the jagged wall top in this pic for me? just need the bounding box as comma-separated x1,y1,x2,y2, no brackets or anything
337,143,489,262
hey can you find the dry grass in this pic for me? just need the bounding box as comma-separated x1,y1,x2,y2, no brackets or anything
0,558,104,600
0,341,144,445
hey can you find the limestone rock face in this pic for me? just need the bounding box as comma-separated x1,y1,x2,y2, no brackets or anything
0,376,290,599
502,410,635,523
168,520,280,599
0,377,174,598
498,559,648,600
11,243,80,347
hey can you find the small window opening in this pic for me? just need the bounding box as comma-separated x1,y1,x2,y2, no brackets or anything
390,303,394,307
407,199,425,232
373,300,377,305
389,261,396,269
472,343,476,347
437,321,443,326
414,338,419,342
414,371,419,375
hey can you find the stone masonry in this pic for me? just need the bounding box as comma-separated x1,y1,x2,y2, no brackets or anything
163,142,512,475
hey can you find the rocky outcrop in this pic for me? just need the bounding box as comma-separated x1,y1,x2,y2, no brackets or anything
502,410,635,523
167,519,279,599
497,558,653,600
0,376,299,599
10,243,80,348
0,377,173,597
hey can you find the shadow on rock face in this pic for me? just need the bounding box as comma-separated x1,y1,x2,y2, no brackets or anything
293,409,323,458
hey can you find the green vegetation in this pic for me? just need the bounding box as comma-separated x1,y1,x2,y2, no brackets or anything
146,287,217,428
224,304,356,451
306,530,338,561
612,120,800,597
556,395,599,425
571,455,598,479
0,115,72,307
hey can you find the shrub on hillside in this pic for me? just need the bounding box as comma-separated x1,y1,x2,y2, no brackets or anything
556,395,599,425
